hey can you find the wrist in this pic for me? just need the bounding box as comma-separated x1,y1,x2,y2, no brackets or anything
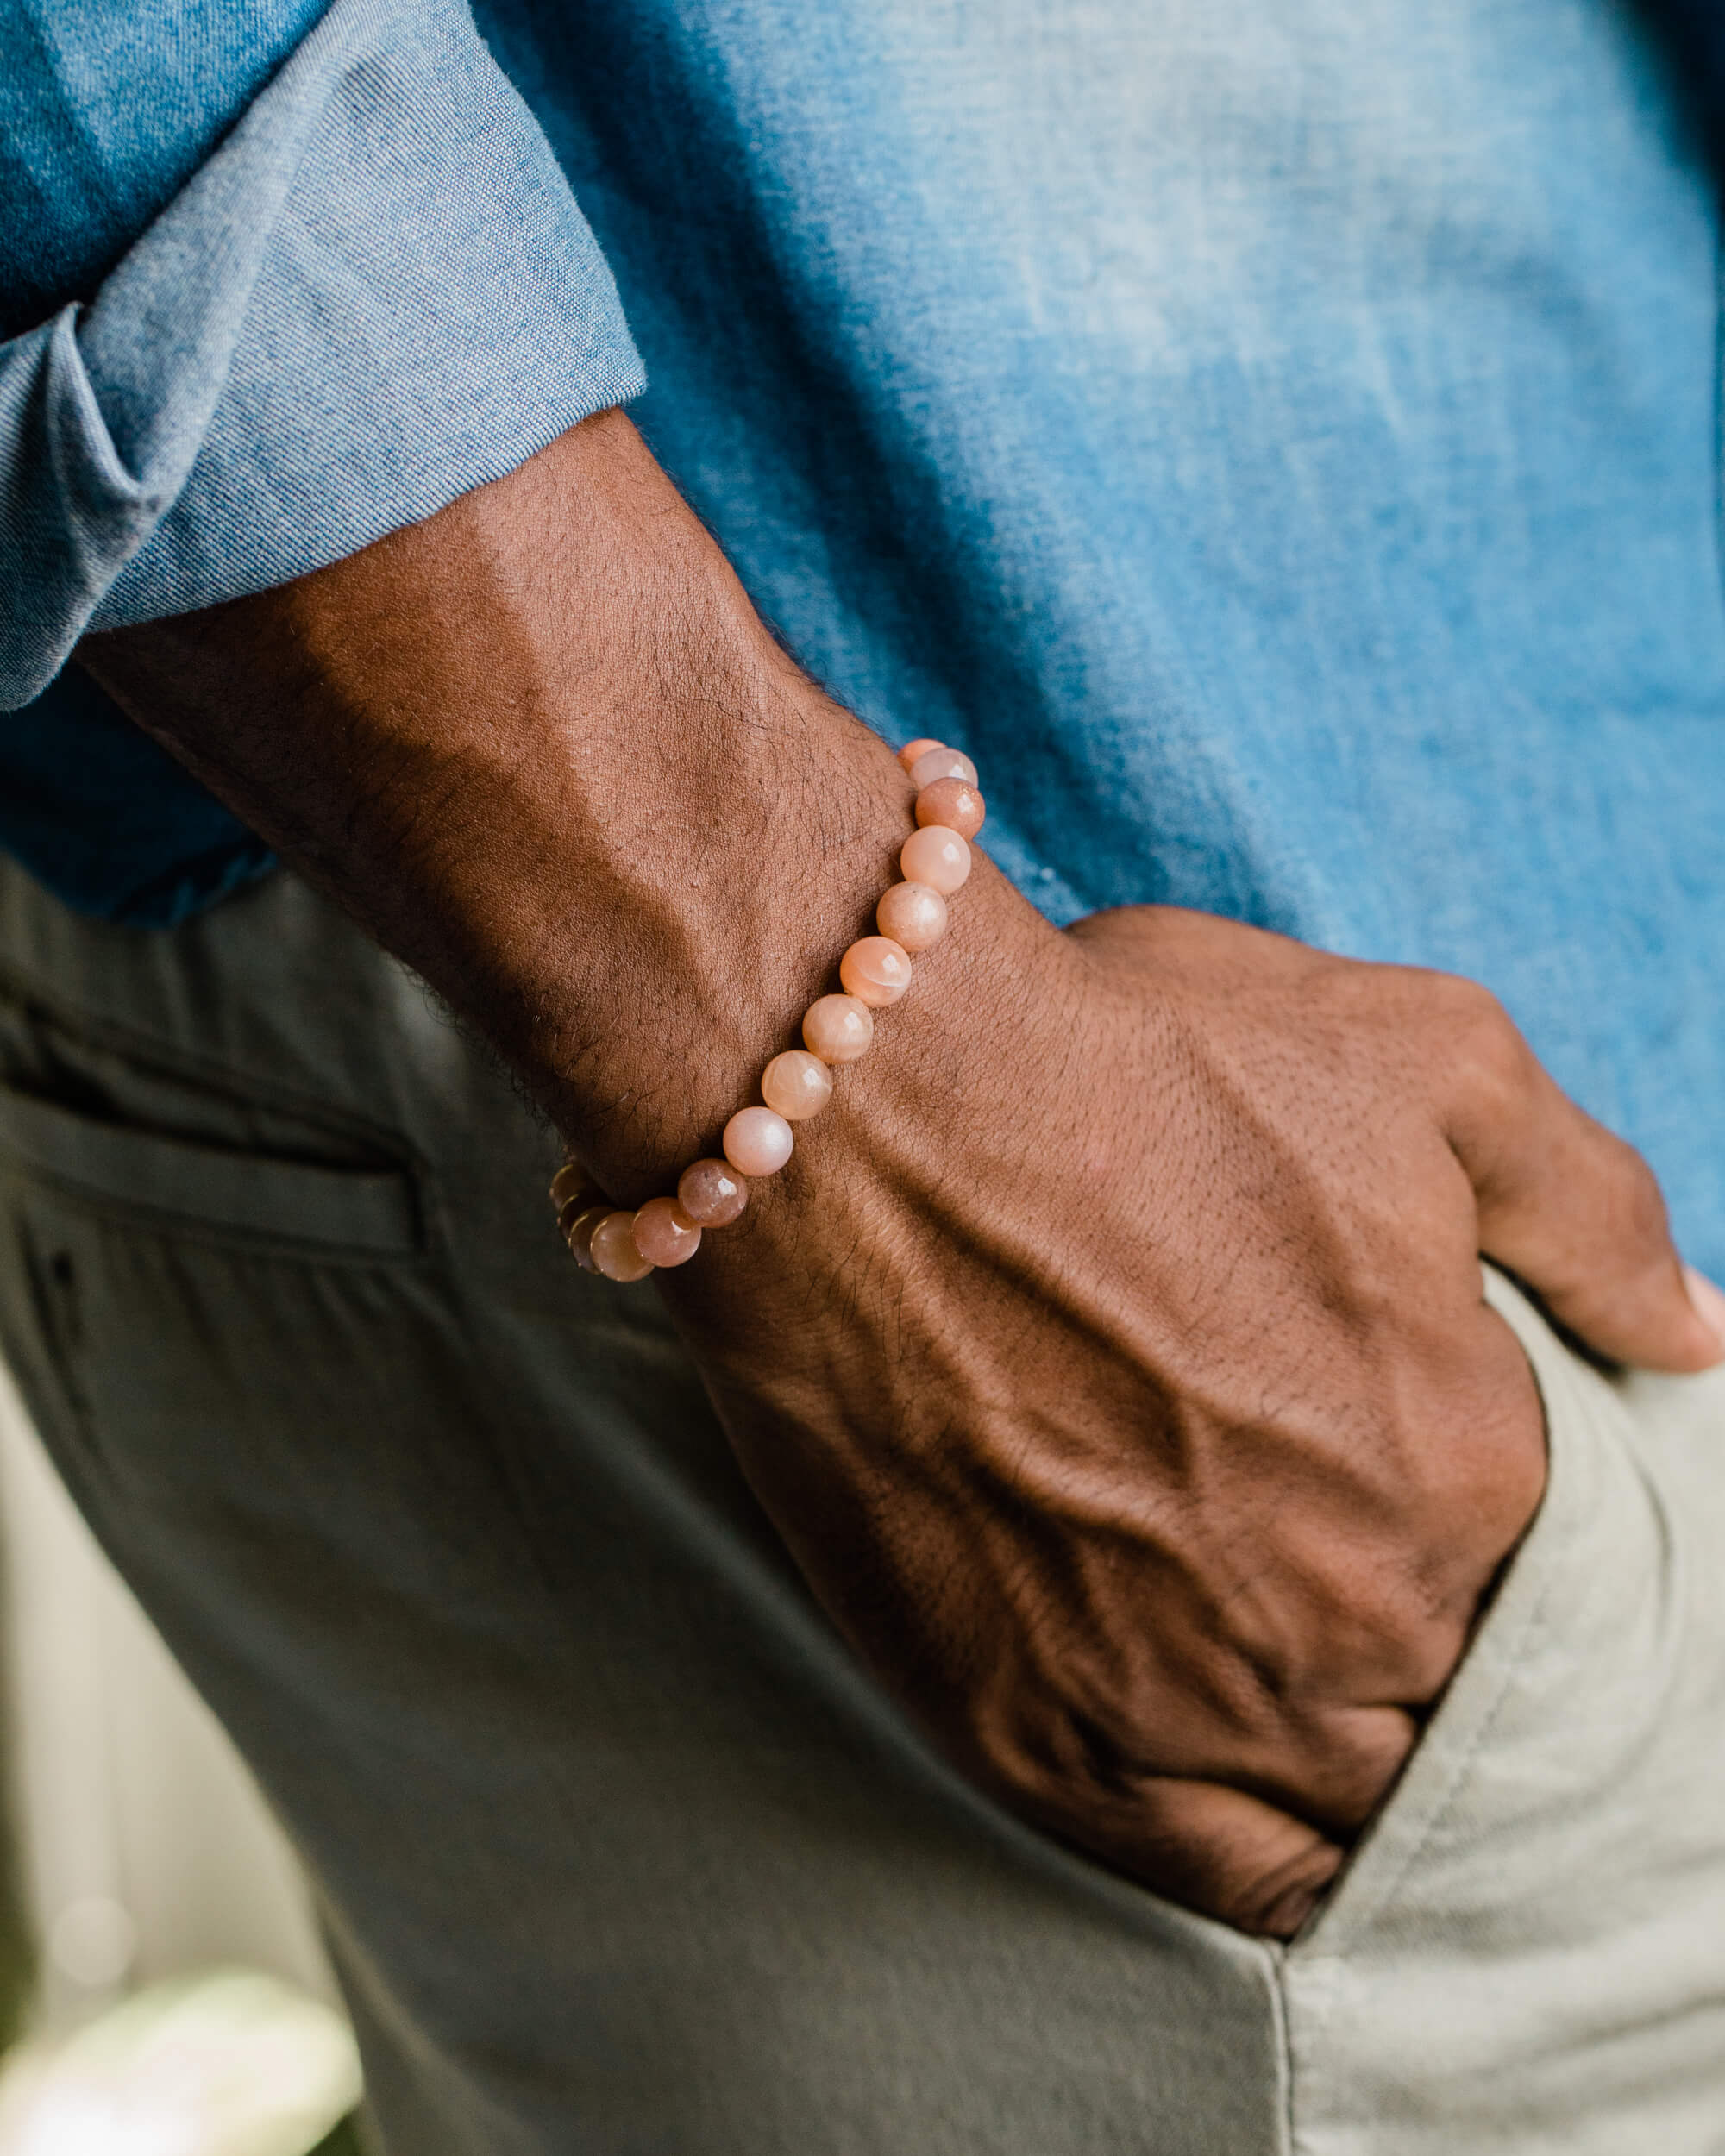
543,672,927,1194
85,409,1044,1204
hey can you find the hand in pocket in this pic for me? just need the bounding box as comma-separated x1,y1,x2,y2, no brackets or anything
666,903,1723,1935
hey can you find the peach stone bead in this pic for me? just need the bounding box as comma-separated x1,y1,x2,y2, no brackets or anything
876,879,949,953
896,737,944,773
591,1210,655,1282
802,993,875,1063
563,1204,610,1271
549,1160,596,1212
839,935,913,1008
724,1105,795,1177
762,1049,834,1120
908,745,978,790
915,776,985,839
900,824,972,894
632,1195,703,1268
677,1156,750,1227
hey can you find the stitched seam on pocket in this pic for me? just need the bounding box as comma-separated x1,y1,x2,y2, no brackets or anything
0,1091,426,1261
0,956,442,1219
3,1164,430,1266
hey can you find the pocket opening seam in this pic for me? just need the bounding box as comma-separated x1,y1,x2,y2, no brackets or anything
1293,1539,1565,1962
0,957,435,1195
0,1087,427,1263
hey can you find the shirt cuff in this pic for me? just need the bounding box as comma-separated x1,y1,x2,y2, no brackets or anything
0,0,645,708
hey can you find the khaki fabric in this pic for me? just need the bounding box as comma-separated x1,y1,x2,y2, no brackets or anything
1284,1280,1725,2152
0,855,1719,2153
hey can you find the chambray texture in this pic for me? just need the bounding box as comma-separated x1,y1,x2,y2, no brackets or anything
0,0,643,684
2,0,1723,1281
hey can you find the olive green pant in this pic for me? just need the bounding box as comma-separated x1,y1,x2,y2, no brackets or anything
0,856,1721,2153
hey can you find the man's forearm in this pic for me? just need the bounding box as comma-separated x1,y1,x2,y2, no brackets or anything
81,410,1010,1199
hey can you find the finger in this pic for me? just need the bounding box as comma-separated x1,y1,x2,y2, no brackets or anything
1682,1264,1725,1352
1442,993,1723,1372
1101,1778,1344,1938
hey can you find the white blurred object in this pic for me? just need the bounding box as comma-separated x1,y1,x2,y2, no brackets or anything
0,1361,339,2026
47,1901,137,1995
0,1968,361,2156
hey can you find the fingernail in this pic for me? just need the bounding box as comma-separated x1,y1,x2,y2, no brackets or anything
1257,1877,1327,1940
1682,1264,1725,1352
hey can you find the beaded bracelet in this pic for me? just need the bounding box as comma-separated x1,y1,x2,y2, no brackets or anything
548,737,985,1281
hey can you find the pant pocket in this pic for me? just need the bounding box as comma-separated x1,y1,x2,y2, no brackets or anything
0,981,426,1263
0,1021,453,1534
1280,1269,1725,2154
0,1083,421,1258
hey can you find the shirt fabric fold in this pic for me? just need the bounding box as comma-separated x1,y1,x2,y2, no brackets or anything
0,0,644,708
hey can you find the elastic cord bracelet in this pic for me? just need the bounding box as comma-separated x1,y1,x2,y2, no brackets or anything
548,738,985,1281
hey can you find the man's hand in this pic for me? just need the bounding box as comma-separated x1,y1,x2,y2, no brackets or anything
667,896,1722,1933
83,411,1722,1937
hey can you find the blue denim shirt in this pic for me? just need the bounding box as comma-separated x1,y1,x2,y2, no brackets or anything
3,0,1724,1269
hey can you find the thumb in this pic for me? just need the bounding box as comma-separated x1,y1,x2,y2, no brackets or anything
1445,1007,1723,1373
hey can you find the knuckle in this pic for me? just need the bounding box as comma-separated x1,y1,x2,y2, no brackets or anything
1591,1129,1672,1255
1440,980,1531,1109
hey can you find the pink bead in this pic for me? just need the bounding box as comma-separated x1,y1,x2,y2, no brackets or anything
761,1049,834,1120
549,1160,597,1212
724,1105,794,1177
563,1204,610,1271
908,745,978,790
802,993,875,1063
915,777,985,839
591,1211,655,1282
896,737,945,773
900,824,972,894
632,1195,702,1268
839,935,913,1007
676,1157,750,1227
875,880,949,953
558,1193,598,1238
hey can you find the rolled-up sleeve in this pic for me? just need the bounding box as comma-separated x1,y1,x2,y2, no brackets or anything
0,0,646,708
